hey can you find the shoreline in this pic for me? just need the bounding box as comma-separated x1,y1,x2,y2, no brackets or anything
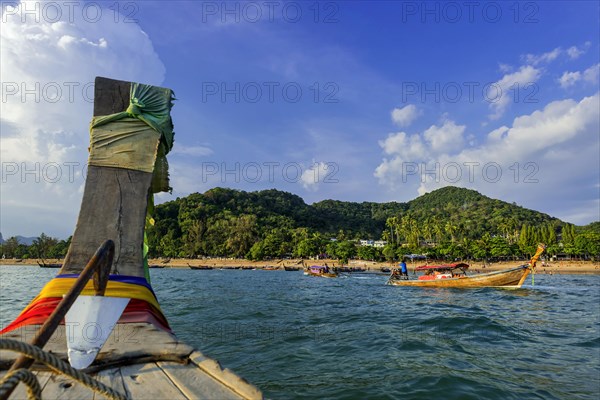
2,258,599,275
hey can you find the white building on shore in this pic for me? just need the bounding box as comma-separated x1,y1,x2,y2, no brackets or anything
359,240,387,248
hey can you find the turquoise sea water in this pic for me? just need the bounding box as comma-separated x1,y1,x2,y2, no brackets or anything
1,267,599,399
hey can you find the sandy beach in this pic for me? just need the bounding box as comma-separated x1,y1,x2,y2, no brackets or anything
2,257,598,274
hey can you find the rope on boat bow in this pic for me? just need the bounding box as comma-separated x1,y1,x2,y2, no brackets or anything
0,366,40,400
0,339,128,400
529,243,546,287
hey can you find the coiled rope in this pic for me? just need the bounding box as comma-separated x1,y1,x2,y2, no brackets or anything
0,339,128,400
0,369,41,400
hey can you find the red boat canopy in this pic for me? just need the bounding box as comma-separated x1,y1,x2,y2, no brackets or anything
415,263,469,271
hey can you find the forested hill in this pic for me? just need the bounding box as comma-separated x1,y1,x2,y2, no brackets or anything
3,187,596,261
403,186,559,236
146,186,576,259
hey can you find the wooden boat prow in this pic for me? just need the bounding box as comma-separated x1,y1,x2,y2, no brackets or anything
0,77,263,399
1,323,261,399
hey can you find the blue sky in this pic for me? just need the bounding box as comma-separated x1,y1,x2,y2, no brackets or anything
1,1,599,239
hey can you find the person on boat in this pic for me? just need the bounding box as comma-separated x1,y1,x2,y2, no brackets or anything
399,259,408,280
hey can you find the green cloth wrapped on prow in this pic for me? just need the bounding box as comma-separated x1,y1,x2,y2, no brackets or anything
88,82,176,193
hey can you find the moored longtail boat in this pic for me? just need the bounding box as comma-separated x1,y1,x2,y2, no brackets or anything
37,260,62,269
305,265,338,278
0,77,262,400
387,244,545,288
188,265,214,270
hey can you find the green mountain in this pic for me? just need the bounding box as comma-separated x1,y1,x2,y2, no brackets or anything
401,186,560,239
146,186,589,259
3,186,596,261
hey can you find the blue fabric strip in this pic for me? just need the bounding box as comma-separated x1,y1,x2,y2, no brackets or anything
54,274,156,297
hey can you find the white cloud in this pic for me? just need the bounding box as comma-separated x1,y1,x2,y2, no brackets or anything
488,65,541,120
498,63,513,73
375,93,600,224
523,43,590,66
558,63,600,89
487,126,509,141
300,162,332,191
374,120,465,187
0,1,165,238
583,63,600,85
378,131,427,159
567,46,584,59
559,71,582,88
566,42,591,59
524,47,561,66
423,120,465,154
391,105,421,127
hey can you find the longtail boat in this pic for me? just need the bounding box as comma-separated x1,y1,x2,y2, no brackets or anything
305,265,338,278
188,265,214,270
387,244,545,288
37,260,62,269
0,77,262,400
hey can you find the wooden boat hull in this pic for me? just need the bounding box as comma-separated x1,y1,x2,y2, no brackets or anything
388,266,531,288
1,323,262,399
38,262,62,268
307,271,338,278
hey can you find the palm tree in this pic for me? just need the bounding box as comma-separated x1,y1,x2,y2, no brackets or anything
433,217,444,243
445,221,458,243
386,216,398,245
422,218,434,244
498,220,511,240
400,216,413,246
409,218,420,248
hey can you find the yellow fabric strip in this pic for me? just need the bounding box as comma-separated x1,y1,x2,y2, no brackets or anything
88,117,160,173
26,279,161,313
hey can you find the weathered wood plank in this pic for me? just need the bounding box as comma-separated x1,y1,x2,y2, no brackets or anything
93,77,131,119
1,350,262,400
157,361,243,400
189,351,263,400
59,166,152,277
120,363,186,399
35,371,53,393
40,373,95,399
93,367,128,400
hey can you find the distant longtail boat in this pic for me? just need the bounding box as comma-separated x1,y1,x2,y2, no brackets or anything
387,244,545,288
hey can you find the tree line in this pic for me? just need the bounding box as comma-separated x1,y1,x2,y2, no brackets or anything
2,187,598,262
0,233,70,260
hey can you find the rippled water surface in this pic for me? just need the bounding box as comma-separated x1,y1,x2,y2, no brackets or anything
1,267,599,399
